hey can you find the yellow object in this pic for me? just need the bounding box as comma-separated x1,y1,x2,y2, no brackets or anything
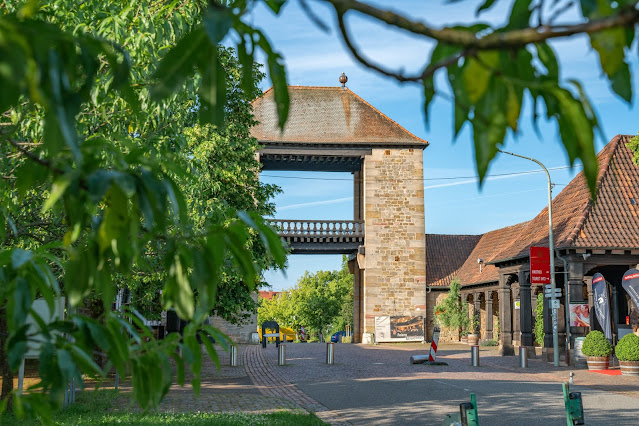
258,325,295,342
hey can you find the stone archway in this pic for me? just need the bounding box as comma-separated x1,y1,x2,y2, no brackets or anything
252,84,428,343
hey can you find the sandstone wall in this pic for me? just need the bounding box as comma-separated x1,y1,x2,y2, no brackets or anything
208,294,258,344
362,148,426,335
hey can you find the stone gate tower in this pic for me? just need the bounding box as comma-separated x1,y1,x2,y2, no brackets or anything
252,82,427,342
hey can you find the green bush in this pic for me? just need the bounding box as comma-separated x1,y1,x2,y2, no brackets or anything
534,293,544,346
615,333,639,361
581,330,613,357
480,339,498,346
434,279,470,335
342,336,352,344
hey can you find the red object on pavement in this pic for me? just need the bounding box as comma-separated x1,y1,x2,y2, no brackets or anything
530,246,551,284
589,369,622,376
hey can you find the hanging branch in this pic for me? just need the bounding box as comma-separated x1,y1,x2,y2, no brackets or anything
327,0,639,50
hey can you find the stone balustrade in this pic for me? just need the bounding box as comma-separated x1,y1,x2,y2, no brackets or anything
268,219,364,254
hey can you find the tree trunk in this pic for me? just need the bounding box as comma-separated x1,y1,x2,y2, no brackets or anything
0,308,14,411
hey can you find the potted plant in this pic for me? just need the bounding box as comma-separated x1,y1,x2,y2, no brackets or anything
615,333,639,375
461,330,469,344
467,316,480,346
581,330,613,370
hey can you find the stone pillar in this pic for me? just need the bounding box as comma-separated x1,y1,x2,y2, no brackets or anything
349,258,362,343
519,270,533,348
473,293,481,334
353,169,363,221
485,291,494,340
362,148,426,337
498,274,514,355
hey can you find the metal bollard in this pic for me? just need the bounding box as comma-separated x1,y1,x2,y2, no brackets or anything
471,345,480,367
230,345,238,367
278,344,286,366
519,346,528,368
326,342,335,364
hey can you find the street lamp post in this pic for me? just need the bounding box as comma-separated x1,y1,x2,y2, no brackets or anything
497,149,559,367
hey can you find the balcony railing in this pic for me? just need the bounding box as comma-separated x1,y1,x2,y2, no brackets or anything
268,219,364,253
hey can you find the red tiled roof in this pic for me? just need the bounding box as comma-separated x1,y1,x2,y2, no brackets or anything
568,135,639,248
427,222,529,287
491,134,639,262
425,234,481,287
251,86,428,146
259,291,281,300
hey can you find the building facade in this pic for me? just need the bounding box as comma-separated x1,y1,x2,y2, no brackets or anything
426,135,639,358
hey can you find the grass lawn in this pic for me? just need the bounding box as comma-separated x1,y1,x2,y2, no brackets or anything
2,389,327,425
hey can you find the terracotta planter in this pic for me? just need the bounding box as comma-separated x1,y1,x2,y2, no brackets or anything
586,356,610,370
461,335,468,344
468,334,479,346
619,360,639,376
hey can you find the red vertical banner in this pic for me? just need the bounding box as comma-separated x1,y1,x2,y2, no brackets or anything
530,246,551,284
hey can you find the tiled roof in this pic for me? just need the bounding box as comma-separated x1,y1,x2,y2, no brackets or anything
425,234,481,287
426,135,639,288
251,86,428,146
427,223,529,287
258,291,281,300
568,135,639,248
491,134,639,262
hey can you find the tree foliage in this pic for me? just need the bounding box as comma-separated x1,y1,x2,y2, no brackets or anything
434,279,470,336
167,0,636,196
257,291,297,328
628,133,639,164
324,0,639,195
534,292,545,347
0,1,287,419
258,257,353,336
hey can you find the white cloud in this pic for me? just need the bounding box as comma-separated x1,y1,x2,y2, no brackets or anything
277,197,352,211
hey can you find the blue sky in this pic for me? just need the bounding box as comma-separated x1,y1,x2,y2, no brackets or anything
243,1,639,291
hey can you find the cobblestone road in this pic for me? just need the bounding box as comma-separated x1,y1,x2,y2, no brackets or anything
105,342,639,425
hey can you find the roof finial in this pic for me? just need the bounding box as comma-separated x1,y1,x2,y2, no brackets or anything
339,72,348,88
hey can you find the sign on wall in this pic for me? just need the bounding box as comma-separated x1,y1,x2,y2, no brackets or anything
530,246,551,284
374,315,424,342
569,303,590,327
